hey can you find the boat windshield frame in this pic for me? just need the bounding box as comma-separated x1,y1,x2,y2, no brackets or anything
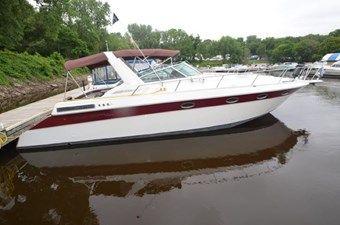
138,61,202,82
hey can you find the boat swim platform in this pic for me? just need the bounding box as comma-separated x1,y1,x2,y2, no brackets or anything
0,87,86,149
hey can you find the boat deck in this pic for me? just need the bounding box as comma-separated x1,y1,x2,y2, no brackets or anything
0,87,86,148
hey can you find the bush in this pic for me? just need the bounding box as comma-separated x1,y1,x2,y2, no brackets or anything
0,50,66,85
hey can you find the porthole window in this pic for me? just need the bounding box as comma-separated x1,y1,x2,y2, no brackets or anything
226,97,239,104
257,93,268,100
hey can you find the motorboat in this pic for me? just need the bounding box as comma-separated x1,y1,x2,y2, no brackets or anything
212,64,250,73
211,65,228,73
17,50,312,149
324,61,340,77
271,62,298,71
226,64,250,73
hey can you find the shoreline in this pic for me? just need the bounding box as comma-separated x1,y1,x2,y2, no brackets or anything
0,75,88,113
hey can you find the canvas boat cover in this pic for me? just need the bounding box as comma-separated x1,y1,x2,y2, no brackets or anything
64,49,180,71
321,53,340,62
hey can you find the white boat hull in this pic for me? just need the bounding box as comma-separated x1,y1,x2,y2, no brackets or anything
324,68,340,77
18,94,292,150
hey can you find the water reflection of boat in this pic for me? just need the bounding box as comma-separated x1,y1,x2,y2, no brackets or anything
0,114,304,224
303,79,340,102
20,114,301,195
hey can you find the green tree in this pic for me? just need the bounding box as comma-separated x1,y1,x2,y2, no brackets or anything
127,24,161,48
329,29,340,37
246,35,262,56
106,33,131,51
21,0,73,55
55,25,89,58
319,36,340,56
261,37,277,59
0,0,34,50
197,39,218,60
67,0,111,54
24,0,111,56
271,42,295,62
217,36,243,63
161,29,197,60
293,39,320,62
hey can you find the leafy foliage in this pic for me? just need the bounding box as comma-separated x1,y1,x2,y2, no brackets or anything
217,36,243,63
160,29,200,61
271,43,295,62
128,24,161,49
106,33,132,50
0,50,65,85
1,0,112,58
319,36,340,56
0,0,34,50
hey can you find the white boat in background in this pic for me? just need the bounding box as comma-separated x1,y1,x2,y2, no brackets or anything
271,62,298,71
324,61,340,77
211,66,228,73
227,64,250,73
17,50,313,150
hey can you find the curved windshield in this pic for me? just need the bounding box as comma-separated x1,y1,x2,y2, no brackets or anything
138,62,201,82
173,62,201,76
92,66,120,85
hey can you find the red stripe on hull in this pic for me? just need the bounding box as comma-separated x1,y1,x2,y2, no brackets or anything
32,88,298,130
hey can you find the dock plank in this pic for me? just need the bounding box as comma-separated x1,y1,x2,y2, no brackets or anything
0,87,86,148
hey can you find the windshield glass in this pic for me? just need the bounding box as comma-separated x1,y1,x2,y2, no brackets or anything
138,62,201,82
126,59,157,72
173,62,201,76
92,66,120,85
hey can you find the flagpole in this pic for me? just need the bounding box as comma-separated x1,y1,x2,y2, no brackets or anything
105,41,109,51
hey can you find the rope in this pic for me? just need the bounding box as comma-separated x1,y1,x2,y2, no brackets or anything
0,132,7,149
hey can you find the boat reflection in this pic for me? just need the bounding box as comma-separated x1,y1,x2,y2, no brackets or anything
314,81,340,100
0,114,304,224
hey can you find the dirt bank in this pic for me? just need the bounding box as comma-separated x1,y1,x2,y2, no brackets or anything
0,75,88,113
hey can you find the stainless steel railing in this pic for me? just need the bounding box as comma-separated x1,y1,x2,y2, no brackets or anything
130,69,298,96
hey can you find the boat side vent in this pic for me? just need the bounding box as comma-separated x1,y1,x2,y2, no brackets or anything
180,102,195,109
281,90,290,96
56,104,95,112
256,93,268,100
226,97,239,104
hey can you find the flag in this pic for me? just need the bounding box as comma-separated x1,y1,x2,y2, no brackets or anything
112,13,119,24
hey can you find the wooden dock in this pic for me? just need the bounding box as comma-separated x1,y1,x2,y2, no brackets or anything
0,87,85,149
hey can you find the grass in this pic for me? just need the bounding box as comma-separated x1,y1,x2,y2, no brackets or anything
0,50,88,85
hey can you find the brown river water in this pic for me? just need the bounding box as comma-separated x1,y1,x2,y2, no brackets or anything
0,79,340,225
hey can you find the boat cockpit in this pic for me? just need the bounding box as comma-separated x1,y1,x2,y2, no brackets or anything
85,49,182,89
65,49,206,99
